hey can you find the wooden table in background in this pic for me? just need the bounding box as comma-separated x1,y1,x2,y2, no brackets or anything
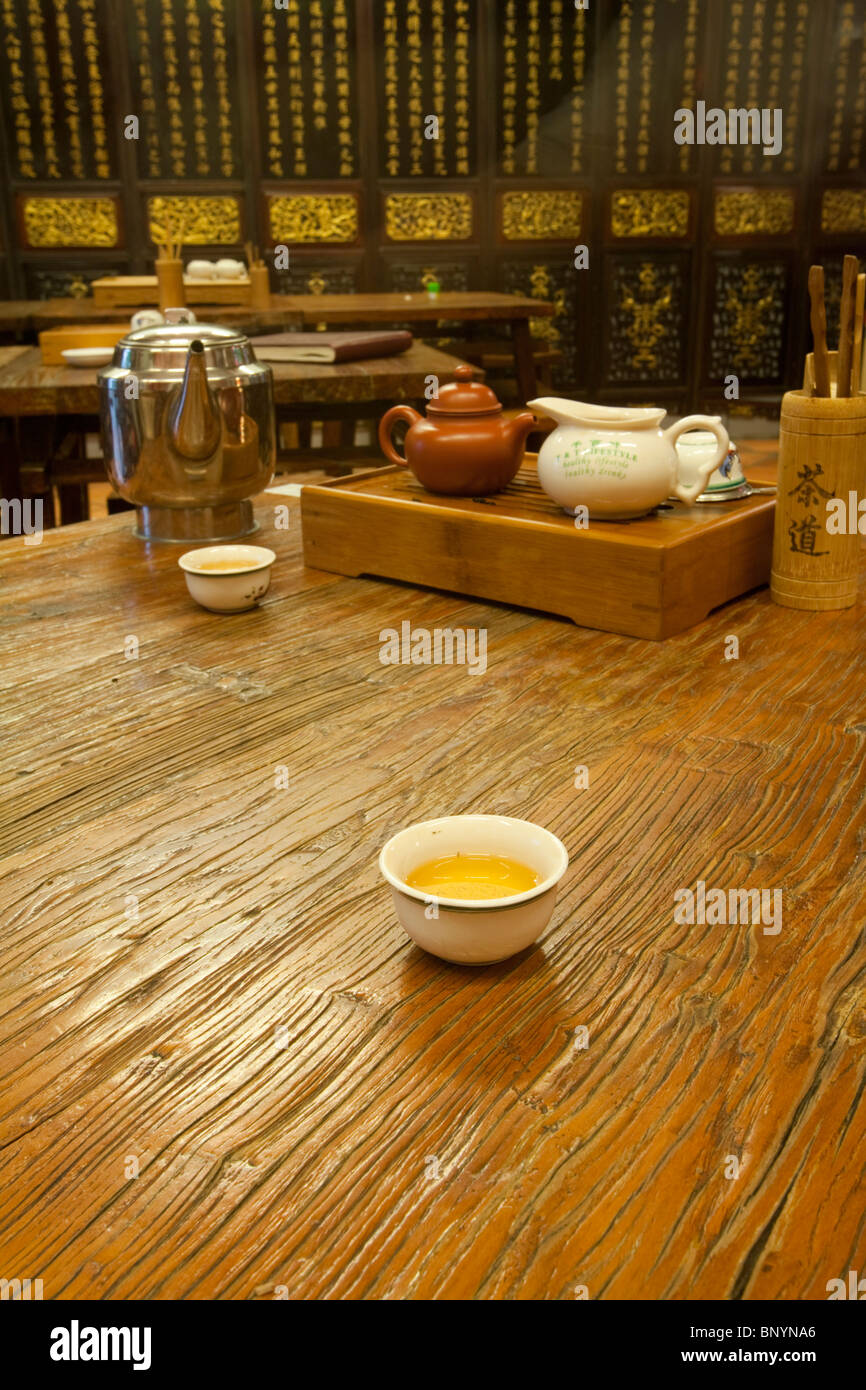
1,448,864,1300
0,291,552,403
277,292,553,404
0,343,480,513
0,341,478,417
0,297,299,335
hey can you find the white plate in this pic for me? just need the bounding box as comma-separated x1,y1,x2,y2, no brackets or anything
61,347,115,367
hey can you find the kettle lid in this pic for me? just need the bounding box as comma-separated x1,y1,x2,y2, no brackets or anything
428,363,502,416
113,321,253,371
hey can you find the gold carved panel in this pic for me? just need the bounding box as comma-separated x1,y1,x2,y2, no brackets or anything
147,196,241,247
821,190,866,235
267,194,358,244
610,190,690,238
501,191,583,241
714,190,794,236
609,260,685,382
384,193,474,242
22,197,119,249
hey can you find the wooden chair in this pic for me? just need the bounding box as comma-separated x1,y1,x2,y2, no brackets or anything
434,335,561,396
20,427,132,526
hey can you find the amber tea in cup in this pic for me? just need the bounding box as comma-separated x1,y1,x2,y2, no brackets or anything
406,852,540,901
191,557,263,572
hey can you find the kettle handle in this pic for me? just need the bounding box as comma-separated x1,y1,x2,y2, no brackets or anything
163,306,197,324
378,405,422,467
663,415,729,504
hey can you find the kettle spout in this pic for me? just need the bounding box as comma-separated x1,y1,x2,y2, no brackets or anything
167,339,222,461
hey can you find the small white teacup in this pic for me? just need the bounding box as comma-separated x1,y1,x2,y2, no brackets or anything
186,259,218,280
214,258,246,279
131,309,164,331
178,545,275,613
379,814,568,965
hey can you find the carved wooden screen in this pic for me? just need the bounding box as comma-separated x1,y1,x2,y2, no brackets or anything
0,0,864,416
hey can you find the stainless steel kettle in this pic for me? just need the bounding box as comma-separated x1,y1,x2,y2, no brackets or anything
99,312,276,542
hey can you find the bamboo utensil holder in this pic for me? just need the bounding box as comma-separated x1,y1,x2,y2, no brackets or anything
771,389,866,610
155,258,185,312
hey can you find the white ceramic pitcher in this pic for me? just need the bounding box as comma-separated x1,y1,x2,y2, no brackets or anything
528,399,729,520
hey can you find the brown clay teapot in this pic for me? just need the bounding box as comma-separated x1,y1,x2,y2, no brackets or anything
378,365,535,495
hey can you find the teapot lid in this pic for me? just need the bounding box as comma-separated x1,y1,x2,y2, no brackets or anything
428,364,502,416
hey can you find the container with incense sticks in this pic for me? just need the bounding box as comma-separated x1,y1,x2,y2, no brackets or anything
771,389,866,610
155,222,187,312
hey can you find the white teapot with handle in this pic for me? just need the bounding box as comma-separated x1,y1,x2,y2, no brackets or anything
528,399,729,520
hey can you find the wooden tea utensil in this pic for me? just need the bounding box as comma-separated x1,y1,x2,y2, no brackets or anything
171,215,187,263
835,253,858,397
808,265,831,397
772,388,866,610
851,271,865,395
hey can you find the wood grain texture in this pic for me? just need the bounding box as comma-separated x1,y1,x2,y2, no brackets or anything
0,345,31,372
0,345,481,417
0,443,864,1302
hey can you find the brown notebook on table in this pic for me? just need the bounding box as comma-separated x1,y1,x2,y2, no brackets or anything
249,330,413,364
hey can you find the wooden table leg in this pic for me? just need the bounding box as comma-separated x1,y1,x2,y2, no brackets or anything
57,483,89,524
511,317,538,404
0,415,25,503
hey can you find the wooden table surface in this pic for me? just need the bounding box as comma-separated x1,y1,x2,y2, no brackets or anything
0,342,479,417
278,291,554,324
0,291,553,334
1,450,864,1301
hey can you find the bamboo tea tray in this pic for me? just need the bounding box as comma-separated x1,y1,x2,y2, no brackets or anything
300,456,776,640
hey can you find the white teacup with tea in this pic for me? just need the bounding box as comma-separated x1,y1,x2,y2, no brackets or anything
379,814,568,965
178,544,275,612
